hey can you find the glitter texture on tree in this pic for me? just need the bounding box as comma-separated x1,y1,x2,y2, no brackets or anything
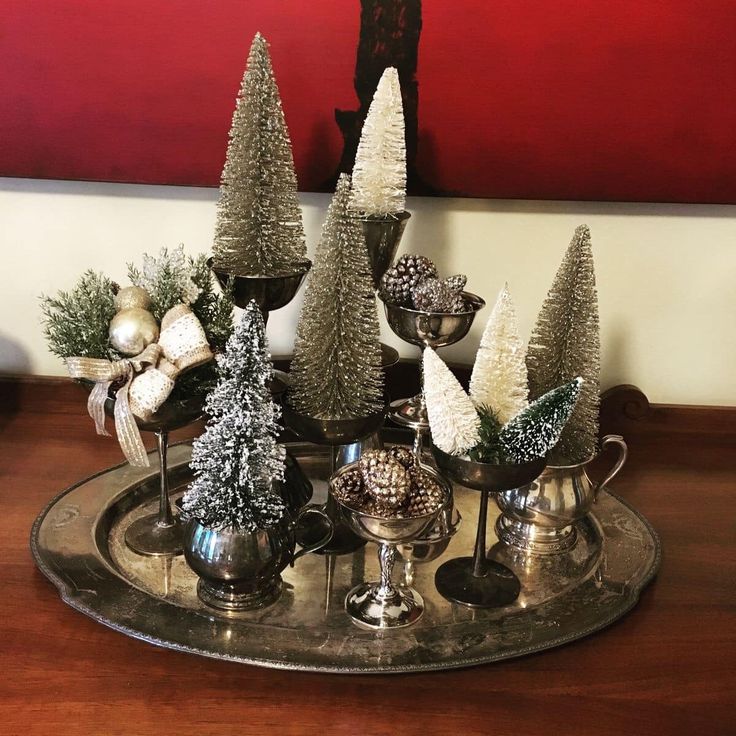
212,33,307,277
288,174,384,419
526,225,600,463
182,301,286,531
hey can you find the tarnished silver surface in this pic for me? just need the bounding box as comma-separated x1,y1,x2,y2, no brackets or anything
30,442,660,674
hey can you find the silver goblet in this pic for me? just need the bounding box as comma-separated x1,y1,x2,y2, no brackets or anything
352,211,411,289
382,293,485,460
329,463,451,629
90,386,204,557
209,258,311,395
432,446,546,608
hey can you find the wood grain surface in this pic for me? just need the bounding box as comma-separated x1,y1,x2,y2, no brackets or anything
1,377,734,736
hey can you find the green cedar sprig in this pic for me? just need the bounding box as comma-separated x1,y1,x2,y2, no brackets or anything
40,270,120,361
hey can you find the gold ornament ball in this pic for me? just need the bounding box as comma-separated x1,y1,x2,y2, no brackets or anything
109,308,160,356
114,286,152,311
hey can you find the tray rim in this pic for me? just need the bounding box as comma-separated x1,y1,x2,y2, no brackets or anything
30,442,662,674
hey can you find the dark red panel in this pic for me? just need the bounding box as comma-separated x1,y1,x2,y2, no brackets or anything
1,1,734,202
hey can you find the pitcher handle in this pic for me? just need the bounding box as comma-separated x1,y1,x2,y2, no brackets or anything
291,504,334,563
593,434,628,499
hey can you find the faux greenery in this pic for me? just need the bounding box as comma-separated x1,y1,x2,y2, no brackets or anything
467,406,504,464
41,249,234,402
41,270,120,361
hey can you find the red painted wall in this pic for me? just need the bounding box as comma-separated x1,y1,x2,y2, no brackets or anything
1,1,734,202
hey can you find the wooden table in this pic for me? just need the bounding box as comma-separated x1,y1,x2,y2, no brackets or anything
1,379,734,735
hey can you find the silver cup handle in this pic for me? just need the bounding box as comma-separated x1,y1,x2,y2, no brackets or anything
593,434,628,499
291,505,334,563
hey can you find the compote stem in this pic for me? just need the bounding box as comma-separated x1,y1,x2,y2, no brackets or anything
471,490,489,577
377,544,397,600
412,345,427,462
156,430,175,528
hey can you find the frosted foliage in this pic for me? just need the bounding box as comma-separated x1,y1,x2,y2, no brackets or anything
469,285,528,423
349,67,407,216
500,378,582,463
526,225,600,463
289,175,384,419
212,33,306,276
182,302,286,531
423,348,481,456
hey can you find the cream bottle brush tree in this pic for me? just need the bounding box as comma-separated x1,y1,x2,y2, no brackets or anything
212,32,307,277
469,284,528,423
349,66,407,217
288,174,384,419
526,225,600,463
424,346,581,463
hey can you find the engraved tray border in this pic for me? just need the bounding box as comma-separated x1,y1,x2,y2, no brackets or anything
30,442,661,674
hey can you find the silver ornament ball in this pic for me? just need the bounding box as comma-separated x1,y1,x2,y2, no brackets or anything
114,285,152,311
109,308,159,356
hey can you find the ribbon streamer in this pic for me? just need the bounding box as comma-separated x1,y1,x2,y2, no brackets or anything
65,344,162,467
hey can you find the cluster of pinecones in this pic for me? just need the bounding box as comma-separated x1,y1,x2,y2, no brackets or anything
332,447,445,518
379,254,469,313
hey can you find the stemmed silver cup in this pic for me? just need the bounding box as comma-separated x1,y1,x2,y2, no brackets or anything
432,446,546,608
329,462,451,629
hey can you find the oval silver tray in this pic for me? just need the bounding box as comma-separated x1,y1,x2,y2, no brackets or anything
31,442,660,674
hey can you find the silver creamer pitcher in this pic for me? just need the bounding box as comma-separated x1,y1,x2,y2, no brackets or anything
495,435,628,555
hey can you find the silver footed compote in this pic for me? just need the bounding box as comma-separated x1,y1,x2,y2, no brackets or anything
209,259,311,322
281,400,386,555
382,293,485,460
329,462,451,629
432,446,546,608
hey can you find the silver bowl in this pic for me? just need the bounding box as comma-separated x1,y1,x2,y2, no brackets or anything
329,462,450,629
209,259,311,318
382,292,486,348
431,445,546,609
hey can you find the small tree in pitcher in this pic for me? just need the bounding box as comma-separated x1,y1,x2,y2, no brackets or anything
182,301,286,531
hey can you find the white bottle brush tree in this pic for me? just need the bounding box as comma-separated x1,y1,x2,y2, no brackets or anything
288,174,384,419
212,33,307,277
182,301,286,531
469,284,529,424
423,347,481,456
349,66,407,218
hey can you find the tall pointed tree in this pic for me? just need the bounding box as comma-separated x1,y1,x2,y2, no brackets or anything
526,225,600,463
212,33,307,276
182,301,286,531
469,284,528,423
288,175,384,419
349,67,407,217
424,347,481,456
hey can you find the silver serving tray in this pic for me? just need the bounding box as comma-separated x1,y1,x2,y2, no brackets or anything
30,442,660,674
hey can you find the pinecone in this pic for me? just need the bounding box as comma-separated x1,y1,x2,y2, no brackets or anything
406,467,445,516
379,254,438,306
359,450,411,510
443,274,467,293
387,445,415,469
411,276,468,313
332,469,364,505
